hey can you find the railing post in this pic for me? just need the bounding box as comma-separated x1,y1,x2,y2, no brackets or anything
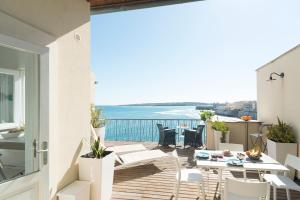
115,120,118,141
151,120,154,142
177,119,180,141
139,120,141,142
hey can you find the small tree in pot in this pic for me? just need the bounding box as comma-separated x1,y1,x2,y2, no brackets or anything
79,137,115,200
211,121,230,150
91,104,106,144
200,110,214,146
200,110,214,122
267,117,297,165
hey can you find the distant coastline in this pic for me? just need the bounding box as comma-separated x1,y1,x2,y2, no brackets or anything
115,100,257,119
120,102,213,107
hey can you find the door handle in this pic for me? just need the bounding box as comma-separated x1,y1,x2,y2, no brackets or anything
36,149,49,153
33,140,48,165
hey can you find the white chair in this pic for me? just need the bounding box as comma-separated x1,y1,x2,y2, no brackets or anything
263,154,300,200
172,150,206,200
218,143,244,151
223,178,270,200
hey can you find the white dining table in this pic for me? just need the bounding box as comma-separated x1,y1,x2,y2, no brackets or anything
194,150,289,196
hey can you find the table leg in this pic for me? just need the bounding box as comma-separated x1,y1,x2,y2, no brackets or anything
273,186,277,200
258,170,266,182
218,169,223,196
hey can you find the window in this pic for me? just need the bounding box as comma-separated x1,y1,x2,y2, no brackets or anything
0,68,25,125
0,73,14,123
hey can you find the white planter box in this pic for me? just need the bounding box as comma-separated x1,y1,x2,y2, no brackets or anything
213,131,230,150
79,151,115,200
95,126,106,145
267,139,297,164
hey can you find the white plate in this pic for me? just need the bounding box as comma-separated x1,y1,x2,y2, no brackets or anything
227,158,244,166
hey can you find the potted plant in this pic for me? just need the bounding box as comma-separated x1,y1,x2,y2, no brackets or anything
200,110,214,146
211,121,230,150
79,137,115,200
91,104,106,144
267,117,297,164
200,110,214,122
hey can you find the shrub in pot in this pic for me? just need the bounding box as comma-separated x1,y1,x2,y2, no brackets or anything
200,110,214,146
211,121,230,150
91,104,106,144
79,137,115,200
267,117,297,165
200,110,214,122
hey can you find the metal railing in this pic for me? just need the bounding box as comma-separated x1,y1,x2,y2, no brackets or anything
105,119,205,143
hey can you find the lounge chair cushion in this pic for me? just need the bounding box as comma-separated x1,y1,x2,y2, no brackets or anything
118,150,168,166
107,144,147,154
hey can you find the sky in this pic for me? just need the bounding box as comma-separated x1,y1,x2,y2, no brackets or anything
91,0,300,105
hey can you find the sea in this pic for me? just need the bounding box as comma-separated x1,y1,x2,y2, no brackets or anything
97,106,202,142
99,105,200,119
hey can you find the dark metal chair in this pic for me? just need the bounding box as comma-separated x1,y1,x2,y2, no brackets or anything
183,125,204,148
157,124,176,147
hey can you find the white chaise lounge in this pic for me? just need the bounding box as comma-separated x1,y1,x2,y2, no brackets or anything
107,144,169,169
91,127,169,169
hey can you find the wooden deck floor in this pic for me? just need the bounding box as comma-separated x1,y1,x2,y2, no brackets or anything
106,141,300,200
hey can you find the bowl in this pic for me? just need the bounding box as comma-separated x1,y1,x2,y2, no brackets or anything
223,150,232,157
1,131,23,139
248,154,261,161
245,150,262,160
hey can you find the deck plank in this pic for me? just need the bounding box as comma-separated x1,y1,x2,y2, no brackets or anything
106,141,300,200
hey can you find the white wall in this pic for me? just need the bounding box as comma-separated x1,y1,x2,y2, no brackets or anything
0,0,91,199
90,72,96,103
51,21,91,197
257,45,300,155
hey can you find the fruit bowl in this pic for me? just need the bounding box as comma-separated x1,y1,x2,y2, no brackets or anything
248,154,261,160
246,150,261,160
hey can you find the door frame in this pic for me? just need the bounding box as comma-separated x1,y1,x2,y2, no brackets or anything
0,33,50,200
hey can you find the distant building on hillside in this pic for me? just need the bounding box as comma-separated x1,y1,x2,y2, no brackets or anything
196,101,257,119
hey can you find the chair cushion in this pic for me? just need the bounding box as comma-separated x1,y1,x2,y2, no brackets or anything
263,174,300,191
176,169,203,182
